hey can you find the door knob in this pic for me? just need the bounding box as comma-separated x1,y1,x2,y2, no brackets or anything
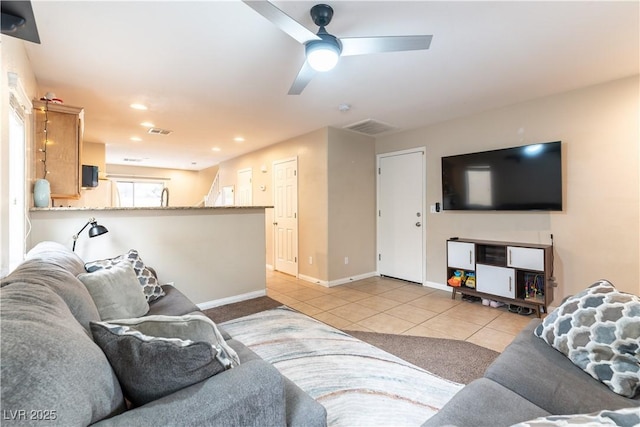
415,222,421,227
273,222,278,226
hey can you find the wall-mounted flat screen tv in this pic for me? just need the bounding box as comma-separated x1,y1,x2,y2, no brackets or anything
442,141,562,211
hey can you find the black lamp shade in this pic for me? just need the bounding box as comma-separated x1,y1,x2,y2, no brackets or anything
72,218,109,251
88,223,108,238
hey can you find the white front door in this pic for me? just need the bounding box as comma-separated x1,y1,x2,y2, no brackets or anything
273,158,298,276
236,168,252,206
377,149,425,283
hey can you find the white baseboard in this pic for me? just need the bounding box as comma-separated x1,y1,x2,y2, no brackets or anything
297,274,327,286
329,271,378,287
298,271,378,288
197,289,267,310
424,280,449,292
266,264,274,271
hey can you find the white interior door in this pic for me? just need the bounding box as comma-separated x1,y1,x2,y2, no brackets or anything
273,158,298,276
377,149,425,283
236,168,252,206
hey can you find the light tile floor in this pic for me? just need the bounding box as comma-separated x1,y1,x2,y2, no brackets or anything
266,271,536,353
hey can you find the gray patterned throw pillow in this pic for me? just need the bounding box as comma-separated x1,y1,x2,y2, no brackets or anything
512,407,640,427
85,249,165,302
534,280,640,398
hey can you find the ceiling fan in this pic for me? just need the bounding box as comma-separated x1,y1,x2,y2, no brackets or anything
243,1,433,95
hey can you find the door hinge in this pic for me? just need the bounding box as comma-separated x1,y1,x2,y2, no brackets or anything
294,212,297,219
378,167,381,175
378,254,381,261
378,210,381,217
295,257,297,263
294,170,297,176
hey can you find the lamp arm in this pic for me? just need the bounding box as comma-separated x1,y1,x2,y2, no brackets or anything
72,217,95,251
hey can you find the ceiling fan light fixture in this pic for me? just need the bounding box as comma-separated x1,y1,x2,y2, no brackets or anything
306,36,341,72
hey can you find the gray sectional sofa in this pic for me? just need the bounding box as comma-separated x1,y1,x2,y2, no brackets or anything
0,241,326,427
424,290,640,426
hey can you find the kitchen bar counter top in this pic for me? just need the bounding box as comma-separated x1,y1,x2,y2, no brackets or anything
30,206,272,212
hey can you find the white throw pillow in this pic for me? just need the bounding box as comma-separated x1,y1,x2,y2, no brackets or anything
78,261,149,320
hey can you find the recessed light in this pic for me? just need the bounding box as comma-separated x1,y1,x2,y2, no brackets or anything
212,147,221,152
130,136,142,141
233,137,245,143
130,103,148,110
140,122,155,128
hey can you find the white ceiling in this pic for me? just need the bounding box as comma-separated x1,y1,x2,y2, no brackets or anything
24,1,639,171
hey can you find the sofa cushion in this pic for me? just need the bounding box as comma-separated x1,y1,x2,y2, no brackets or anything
0,283,125,426
534,280,640,398
421,378,550,427
1,242,100,332
90,314,240,407
25,241,87,275
90,359,288,427
85,249,165,302
78,262,150,320
512,407,640,427
486,320,639,415
147,285,200,316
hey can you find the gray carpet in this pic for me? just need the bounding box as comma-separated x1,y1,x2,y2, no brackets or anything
203,296,499,384
202,296,283,324
344,330,499,384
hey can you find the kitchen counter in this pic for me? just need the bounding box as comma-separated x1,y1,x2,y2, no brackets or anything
30,206,273,212
28,206,271,306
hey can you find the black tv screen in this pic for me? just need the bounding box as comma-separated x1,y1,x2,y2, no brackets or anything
442,141,562,211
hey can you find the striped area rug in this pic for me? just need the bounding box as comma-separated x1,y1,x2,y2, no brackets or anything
221,307,463,427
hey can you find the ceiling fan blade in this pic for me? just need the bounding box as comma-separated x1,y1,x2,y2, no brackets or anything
288,61,316,95
243,1,320,45
340,35,432,56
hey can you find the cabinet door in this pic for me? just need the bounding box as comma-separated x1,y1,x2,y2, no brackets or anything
447,241,475,270
476,264,515,298
34,101,83,200
508,246,544,271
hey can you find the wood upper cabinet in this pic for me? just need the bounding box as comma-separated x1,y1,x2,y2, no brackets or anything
33,100,84,199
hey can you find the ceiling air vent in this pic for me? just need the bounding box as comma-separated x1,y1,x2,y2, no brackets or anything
147,127,173,136
344,119,397,136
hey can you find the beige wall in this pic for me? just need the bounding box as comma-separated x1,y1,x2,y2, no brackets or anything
55,162,217,208
29,208,266,305
53,141,114,208
82,141,107,178
55,141,218,208
105,163,218,207
1,35,38,275
216,128,330,281
377,76,640,300
327,128,376,281
216,127,377,284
